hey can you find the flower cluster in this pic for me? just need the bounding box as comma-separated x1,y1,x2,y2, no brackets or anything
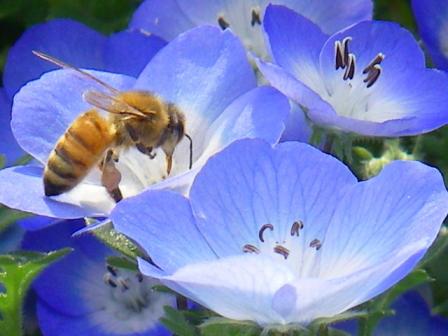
0,1,448,335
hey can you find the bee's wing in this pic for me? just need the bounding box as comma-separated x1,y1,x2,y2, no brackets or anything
32,51,119,94
83,90,150,118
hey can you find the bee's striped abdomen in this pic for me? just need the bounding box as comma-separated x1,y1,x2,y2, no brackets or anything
44,109,114,196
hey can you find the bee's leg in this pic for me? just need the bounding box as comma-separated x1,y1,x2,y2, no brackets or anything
100,149,123,203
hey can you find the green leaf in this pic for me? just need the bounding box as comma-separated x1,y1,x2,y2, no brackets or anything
0,248,72,336
160,306,200,336
106,256,137,271
200,318,261,336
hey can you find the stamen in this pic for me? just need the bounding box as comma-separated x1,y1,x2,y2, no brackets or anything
107,265,117,277
362,53,385,74
364,64,382,88
335,37,352,70
343,54,356,80
291,220,304,237
118,278,130,291
104,273,118,288
243,244,260,254
136,273,144,283
259,223,274,242
274,245,290,259
309,239,322,250
251,9,262,26
218,16,230,30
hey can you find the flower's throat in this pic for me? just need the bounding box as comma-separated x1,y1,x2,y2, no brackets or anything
335,37,385,88
103,265,149,314
243,221,321,260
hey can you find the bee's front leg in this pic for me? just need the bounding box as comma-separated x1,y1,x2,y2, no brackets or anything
100,149,123,203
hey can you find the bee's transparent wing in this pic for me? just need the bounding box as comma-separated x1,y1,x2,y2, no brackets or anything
32,51,120,94
83,90,148,118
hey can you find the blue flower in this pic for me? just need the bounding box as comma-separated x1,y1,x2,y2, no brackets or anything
258,5,448,137
0,25,289,219
111,139,448,326
130,0,373,58
0,19,166,167
22,219,175,336
336,291,448,335
412,0,448,70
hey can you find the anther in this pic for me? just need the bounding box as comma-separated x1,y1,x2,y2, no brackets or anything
309,239,322,250
136,273,144,283
335,37,352,70
291,220,304,237
243,244,260,254
362,53,385,74
364,64,382,88
343,54,356,80
107,265,117,277
259,223,274,242
118,278,130,291
218,16,230,30
251,9,262,26
104,274,118,288
274,245,290,259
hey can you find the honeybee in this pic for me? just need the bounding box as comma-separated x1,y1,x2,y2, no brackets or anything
33,51,193,202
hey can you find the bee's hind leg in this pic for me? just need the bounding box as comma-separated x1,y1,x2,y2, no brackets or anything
100,149,123,203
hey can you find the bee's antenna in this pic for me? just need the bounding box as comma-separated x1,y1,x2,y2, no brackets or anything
32,50,120,94
184,134,193,169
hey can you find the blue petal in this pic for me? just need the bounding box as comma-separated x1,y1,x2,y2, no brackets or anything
189,139,357,258
204,86,289,152
320,160,448,282
264,5,327,87
129,0,195,40
0,166,99,218
112,190,217,274
0,89,24,166
18,216,58,231
3,19,106,99
12,69,135,164
135,26,256,133
412,0,448,70
280,103,312,143
38,302,171,336
0,223,24,253
278,0,373,35
22,220,110,316
103,30,167,77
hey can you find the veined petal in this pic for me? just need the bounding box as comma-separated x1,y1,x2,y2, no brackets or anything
12,69,135,164
135,25,256,141
190,139,357,265
0,166,100,218
3,19,106,99
264,5,328,94
412,0,448,70
112,190,217,274
320,161,448,278
153,254,295,325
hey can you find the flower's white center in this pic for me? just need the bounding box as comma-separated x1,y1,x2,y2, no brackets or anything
242,221,323,277
87,265,173,334
307,36,404,123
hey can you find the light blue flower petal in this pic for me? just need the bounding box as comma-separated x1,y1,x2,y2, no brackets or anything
280,103,311,143
135,25,256,136
12,69,135,164
112,190,217,274
263,5,328,91
203,86,289,155
0,166,100,218
0,89,24,166
189,139,357,258
278,0,373,35
3,19,106,99
320,161,448,279
103,30,167,77
129,0,196,40
412,0,448,70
